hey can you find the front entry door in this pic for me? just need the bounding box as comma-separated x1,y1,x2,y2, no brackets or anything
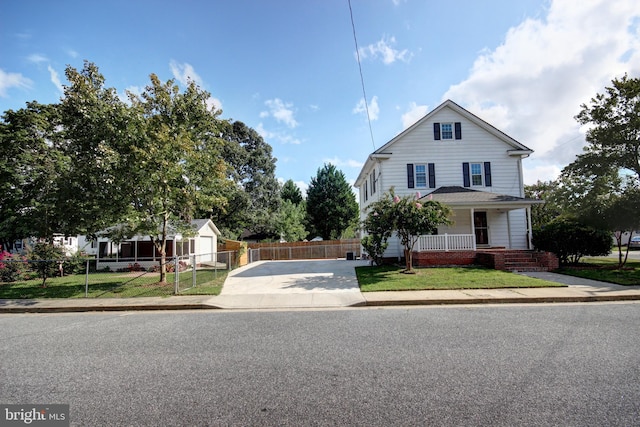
474,211,489,246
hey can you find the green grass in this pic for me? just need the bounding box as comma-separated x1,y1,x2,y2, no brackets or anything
0,269,228,299
356,265,564,292
557,257,640,286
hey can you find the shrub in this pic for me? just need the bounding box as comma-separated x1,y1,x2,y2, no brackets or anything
0,251,28,282
361,234,388,266
533,216,611,265
63,251,88,275
28,242,65,287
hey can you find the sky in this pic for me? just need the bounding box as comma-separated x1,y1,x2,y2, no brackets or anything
2,0,640,195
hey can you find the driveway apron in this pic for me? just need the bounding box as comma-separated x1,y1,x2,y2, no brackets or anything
215,259,369,309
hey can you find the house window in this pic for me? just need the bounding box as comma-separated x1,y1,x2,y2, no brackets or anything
370,169,376,194
441,123,453,140
433,122,462,140
364,181,368,202
463,162,492,187
407,163,436,189
471,163,483,186
415,165,427,187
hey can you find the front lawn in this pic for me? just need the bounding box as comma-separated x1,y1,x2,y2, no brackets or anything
356,265,563,292
557,257,640,286
0,269,228,299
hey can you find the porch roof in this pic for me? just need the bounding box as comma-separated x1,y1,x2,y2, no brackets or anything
421,186,543,209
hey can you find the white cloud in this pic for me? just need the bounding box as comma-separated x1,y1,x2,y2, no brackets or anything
323,157,364,169
47,65,64,95
27,54,48,64
358,35,412,64
401,102,429,129
523,163,563,185
169,60,203,86
0,69,32,96
443,0,640,183
353,95,380,121
261,98,299,128
169,60,222,112
256,122,301,145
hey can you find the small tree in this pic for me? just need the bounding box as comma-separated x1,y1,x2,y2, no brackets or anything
393,192,452,272
361,193,395,265
362,189,452,272
29,242,65,287
532,216,611,265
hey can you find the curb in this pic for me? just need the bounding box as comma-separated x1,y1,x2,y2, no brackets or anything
363,294,640,306
2,294,640,313
0,304,222,314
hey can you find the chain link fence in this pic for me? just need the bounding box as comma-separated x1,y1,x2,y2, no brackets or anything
0,251,239,298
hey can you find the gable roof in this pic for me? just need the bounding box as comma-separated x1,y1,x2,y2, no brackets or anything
356,100,533,186
189,219,221,236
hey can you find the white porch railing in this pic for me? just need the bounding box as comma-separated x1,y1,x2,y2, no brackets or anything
416,234,476,251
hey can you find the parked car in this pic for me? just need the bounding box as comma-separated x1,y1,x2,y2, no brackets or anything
629,235,640,249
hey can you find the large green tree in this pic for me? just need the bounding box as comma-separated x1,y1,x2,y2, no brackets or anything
120,74,228,283
281,179,303,205
560,74,640,267
0,102,66,248
524,180,562,228
58,62,137,237
573,74,640,181
210,120,281,239
306,164,359,240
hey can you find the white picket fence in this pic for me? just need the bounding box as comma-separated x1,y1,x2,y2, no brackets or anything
416,234,476,251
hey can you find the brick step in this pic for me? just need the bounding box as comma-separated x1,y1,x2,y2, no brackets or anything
504,259,548,272
505,266,548,272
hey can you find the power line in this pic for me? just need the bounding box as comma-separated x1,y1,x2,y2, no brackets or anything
348,0,376,151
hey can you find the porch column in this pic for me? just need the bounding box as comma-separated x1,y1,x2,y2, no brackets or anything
507,210,512,249
526,207,533,249
470,208,475,247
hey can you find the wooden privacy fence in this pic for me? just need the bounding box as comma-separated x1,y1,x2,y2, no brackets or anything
248,239,361,261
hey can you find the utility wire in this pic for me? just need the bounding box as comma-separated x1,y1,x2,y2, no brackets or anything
348,0,376,151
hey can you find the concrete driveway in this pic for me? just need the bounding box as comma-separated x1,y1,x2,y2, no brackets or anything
215,259,369,309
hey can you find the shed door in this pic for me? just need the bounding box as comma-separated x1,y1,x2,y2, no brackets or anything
474,212,489,246
200,236,213,262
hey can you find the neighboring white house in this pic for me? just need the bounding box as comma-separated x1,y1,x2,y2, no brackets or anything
12,234,80,256
355,99,543,260
95,219,221,271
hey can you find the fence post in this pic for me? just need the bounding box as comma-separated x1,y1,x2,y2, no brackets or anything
85,259,89,298
173,254,179,295
192,254,197,288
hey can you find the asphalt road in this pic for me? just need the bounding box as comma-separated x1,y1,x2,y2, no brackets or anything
1,304,639,426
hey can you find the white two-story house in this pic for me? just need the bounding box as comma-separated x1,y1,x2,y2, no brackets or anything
355,100,554,270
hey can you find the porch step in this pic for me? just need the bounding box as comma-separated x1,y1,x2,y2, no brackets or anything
502,251,549,272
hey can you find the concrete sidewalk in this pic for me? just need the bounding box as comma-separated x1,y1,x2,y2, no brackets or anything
1,264,640,313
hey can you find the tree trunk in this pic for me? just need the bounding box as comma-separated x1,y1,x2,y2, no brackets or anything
404,248,413,272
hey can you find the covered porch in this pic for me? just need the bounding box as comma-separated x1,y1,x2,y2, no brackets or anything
418,186,543,251
408,187,557,271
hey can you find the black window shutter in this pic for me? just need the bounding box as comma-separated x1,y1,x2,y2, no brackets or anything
428,163,436,188
455,122,462,140
433,123,441,140
462,162,470,187
484,162,492,186
407,164,415,188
